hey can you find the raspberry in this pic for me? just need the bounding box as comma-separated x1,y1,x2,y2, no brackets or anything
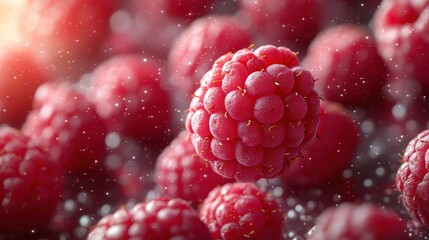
282,100,360,186
396,129,429,227
154,130,234,206
308,202,408,240
87,54,171,142
168,15,251,104
22,81,108,171
87,197,213,240
0,126,63,232
186,45,320,181
302,24,389,107
0,47,50,127
372,0,429,88
199,182,283,240
237,0,325,50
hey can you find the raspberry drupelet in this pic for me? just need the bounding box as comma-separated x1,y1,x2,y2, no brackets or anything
185,45,320,181
199,182,283,240
396,129,429,228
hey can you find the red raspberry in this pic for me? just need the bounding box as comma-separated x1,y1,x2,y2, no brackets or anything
0,47,50,127
308,202,408,240
0,126,63,232
396,129,429,227
237,0,325,49
199,182,283,240
154,130,234,206
302,24,389,107
186,45,320,181
87,54,171,142
87,197,213,240
19,0,119,79
372,0,429,88
22,81,108,171
168,15,251,104
282,100,360,186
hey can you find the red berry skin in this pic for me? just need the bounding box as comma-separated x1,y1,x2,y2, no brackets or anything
308,202,408,240
168,15,251,104
87,54,171,142
87,197,213,240
373,0,429,88
0,126,64,232
155,130,234,206
186,45,320,182
22,81,108,171
0,47,50,127
199,182,283,240
396,129,429,228
282,100,360,187
303,24,389,107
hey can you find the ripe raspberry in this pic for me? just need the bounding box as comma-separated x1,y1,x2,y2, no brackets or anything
372,0,429,88
237,0,325,49
282,100,360,186
0,126,63,232
22,81,108,171
87,197,213,240
308,202,408,240
87,54,171,142
186,45,320,181
302,24,389,107
199,182,283,240
155,130,234,206
0,47,50,127
168,15,251,104
396,129,429,227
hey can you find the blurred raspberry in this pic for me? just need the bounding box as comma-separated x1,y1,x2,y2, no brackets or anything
303,24,389,107
308,202,408,240
22,81,108,171
396,129,429,228
199,182,283,240
237,0,325,51
155,130,234,206
0,47,50,127
372,0,429,88
87,54,171,143
87,197,213,239
168,14,251,105
186,45,320,181
0,126,63,232
282,100,360,186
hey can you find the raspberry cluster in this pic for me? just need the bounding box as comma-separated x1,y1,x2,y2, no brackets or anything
186,45,320,181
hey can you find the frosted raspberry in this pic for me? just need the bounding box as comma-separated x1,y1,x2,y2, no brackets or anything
373,0,429,88
308,202,408,240
155,131,234,206
87,197,212,240
199,182,283,240
22,81,108,171
0,47,50,127
186,45,320,181
282,100,360,186
87,54,171,142
0,126,64,232
168,15,251,104
303,24,389,106
237,0,325,49
396,129,429,227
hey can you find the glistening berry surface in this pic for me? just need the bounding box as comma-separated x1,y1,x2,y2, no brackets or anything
186,45,320,181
